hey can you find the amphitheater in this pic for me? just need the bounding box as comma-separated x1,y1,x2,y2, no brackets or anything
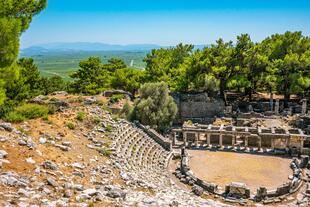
109,117,310,206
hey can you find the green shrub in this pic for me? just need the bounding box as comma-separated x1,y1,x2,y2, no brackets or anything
66,122,75,129
105,125,113,132
4,103,49,123
97,147,112,157
92,116,101,124
109,94,124,104
76,111,86,121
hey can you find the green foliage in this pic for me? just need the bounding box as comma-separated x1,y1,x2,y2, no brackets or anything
105,125,113,132
76,111,86,121
66,122,75,130
109,94,124,104
70,57,128,95
0,0,46,106
111,67,145,95
97,147,112,157
40,76,66,95
121,102,134,120
4,103,49,122
133,82,178,132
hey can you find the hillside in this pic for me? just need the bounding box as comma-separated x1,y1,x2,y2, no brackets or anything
0,94,222,207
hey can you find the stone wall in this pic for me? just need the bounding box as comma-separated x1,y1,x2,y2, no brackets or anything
172,92,225,124
134,121,172,151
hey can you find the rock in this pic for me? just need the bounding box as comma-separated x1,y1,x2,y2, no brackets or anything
18,139,27,146
30,95,46,104
55,144,70,151
47,177,58,187
84,96,97,105
50,91,68,96
39,137,47,144
192,185,204,196
26,157,36,164
62,141,71,147
0,122,14,132
64,189,73,198
0,150,8,159
43,160,58,170
105,185,126,199
0,136,8,142
71,162,85,169
82,189,98,196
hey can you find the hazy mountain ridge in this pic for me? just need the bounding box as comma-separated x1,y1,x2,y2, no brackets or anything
21,42,207,55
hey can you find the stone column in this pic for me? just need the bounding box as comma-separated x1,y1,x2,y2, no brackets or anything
232,135,235,146
270,93,274,111
275,99,279,114
302,99,307,115
271,138,274,149
245,136,248,147
173,132,177,146
195,133,199,147
258,137,262,150
219,134,223,147
207,134,211,146
183,132,187,147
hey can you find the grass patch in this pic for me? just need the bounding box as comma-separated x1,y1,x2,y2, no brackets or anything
97,147,112,157
4,103,49,123
66,122,75,129
76,111,86,121
109,94,124,104
105,124,113,132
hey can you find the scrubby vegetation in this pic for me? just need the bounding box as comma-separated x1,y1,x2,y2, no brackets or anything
131,82,178,132
4,103,49,122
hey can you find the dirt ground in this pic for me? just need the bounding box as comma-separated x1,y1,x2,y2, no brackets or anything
188,150,292,192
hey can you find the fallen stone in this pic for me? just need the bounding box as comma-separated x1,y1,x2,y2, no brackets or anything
26,157,36,164
47,177,58,187
0,122,14,132
0,136,8,142
105,185,126,199
192,185,204,196
0,150,8,159
84,97,97,105
43,160,58,170
39,137,47,144
71,162,85,169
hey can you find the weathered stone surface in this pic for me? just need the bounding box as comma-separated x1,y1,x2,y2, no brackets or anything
105,185,126,199
192,185,204,196
0,150,8,159
47,177,58,187
43,160,58,170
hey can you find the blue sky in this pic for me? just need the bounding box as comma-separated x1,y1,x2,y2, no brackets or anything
20,0,310,48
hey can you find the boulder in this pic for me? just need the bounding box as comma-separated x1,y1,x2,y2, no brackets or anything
105,185,126,199
0,150,8,159
84,97,97,105
192,185,204,196
47,177,58,187
0,123,14,132
43,160,58,170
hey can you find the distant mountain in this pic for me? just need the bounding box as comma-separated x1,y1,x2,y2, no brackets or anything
20,42,209,55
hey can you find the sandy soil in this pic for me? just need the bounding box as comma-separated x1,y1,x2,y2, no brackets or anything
188,150,292,192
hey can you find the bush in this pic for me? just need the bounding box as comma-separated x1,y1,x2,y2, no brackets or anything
76,111,86,121
97,147,112,157
109,94,124,104
105,125,113,132
92,116,101,124
4,103,49,123
66,122,75,129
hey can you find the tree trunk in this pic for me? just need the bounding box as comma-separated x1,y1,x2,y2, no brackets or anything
220,79,227,105
284,92,290,108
